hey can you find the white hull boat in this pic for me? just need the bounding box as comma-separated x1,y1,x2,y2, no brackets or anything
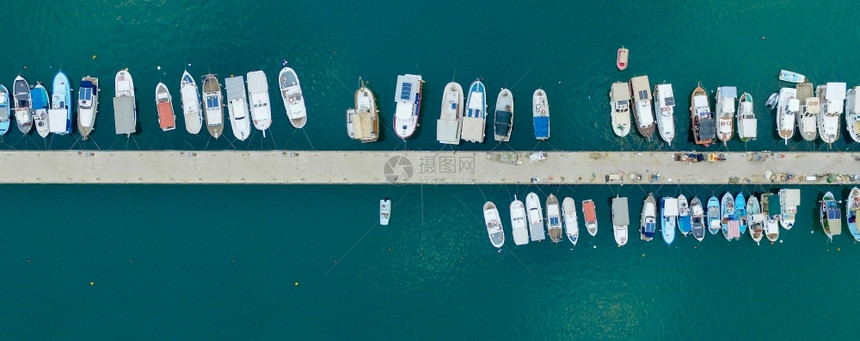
77,76,99,139
380,198,391,225
582,199,598,237
113,69,137,136
779,70,806,83
661,197,678,245
640,194,656,241
796,82,817,141
154,82,176,132
393,74,423,139
510,196,529,245
225,76,251,141
737,92,757,142
347,79,379,143
779,189,800,230
32,83,49,138
546,194,562,243
820,191,842,241
845,86,860,143
484,201,505,248
49,71,73,135
437,82,463,144
562,197,579,246
526,192,545,241
747,195,763,245
630,75,654,139
776,87,799,144
180,71,203,135
532,89,550,140
817,82,846,146
279,67,307,129
202,74,224,139
13,75,33,134
611,197,629,247
610,82,631,137
654,83,675,145
461,79,486,143
715,86,737,144
246,70,272,135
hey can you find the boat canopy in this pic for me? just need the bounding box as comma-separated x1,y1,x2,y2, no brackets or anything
693,94,709,111
31,88,48,108
719,86,737,99
630,76,651,101
534,116,549,138
699,118,716,138
225,76,246,101
394,75,420,104
788,98,800,111
48,109,69,133
583,201,597,221
826,82,847,101
741,117,757,137
781,189,800,206
247,71,268,93
657,84,675,107
494,110,512,133
612,197,629,225
663,198,679,216
113,96,136,134
611,82,631,101
436,119,459,144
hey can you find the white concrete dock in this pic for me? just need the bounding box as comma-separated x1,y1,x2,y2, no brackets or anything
1,150,858,185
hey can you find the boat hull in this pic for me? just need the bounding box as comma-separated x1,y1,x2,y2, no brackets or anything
847,188,860,242
616,47,628,70
437,82,463,144
13,76,33,134
279,67,307,129
0,85,10,135
484,202,505,248
461,80,486,143
393,74,422,139
49,71,73,135
155,83,176,132
225,76,251,141
493,88,513,142
610,82,631,137
77,76,99,139
349,83,379,143
180,71,203,135
546,194,562,243
526,192,545,241
533,89,550,140
202,74,224,139
510,198,529,245
246,70,272,133
562,197,578,245
582,199,598,237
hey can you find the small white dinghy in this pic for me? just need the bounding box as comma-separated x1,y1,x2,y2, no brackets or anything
562,197,579,246
380,198,391,226
484,201,505,248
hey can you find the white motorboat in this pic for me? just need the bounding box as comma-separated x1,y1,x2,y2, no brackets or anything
246,70,272,135
737,92,757,142
225,76,251,141
779,189,800,230
526,192,545,241
630,75,654,139
796,82,817,141
845,86,860,143
661,197,678,245
12,75,33,134
610,82,631,137
393,74,423,139
582,199,598,237
461,79,486,143
776,87,799,144
640,194,656,241
202,74,224,139
817,82,846,146
32,83,49,138
510,196,529,246
546,194,562,243
820,191,842,241
113,69,137,136
715,86,737,144
484,201,505,248
611,197,629,247
762,193,780,243
279,67,307,129
532,89,550,140
747,195,764,245
779,70,806,83
180,70,203,135
654,83,675,145
49,71,73,135
436,82,463,144
154,82,176,132
347,79,379,143
380,198,391,225
764,93,778,110
562,197,579,246
493,88,514,142
77,76,98,139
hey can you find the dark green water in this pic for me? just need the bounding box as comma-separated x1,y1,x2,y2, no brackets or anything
1,0,859,339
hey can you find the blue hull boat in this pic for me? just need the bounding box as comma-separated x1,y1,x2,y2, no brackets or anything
677,194,692,236
0,84,9,134
735,193,747,235
50,71,73,135
533,89,550,140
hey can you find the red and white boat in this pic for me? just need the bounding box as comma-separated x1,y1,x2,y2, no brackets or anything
616,47,629,71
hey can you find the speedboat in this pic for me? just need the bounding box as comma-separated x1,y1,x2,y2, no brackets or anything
77,76,99,139
715,86,737,144
113,69,137,136
546,194,562,243
13,75,33,134
762,193,780,243
31,83,50,138
779,189,800,230
484,201,505,248
436,82,463,145
764,93,778,110
155,82,176,132
246,70,272,135
816,82,846,146
562,197,579,246
347,78,379,143
779,70,806,83
610,82,631,137
582,199,598,237
48,71,73,135
180,71,203,135
690,197,706,242
393,74,423,139
461,79,486,143
225,76,251,140
661,196,678,245
735,193,747,236
776,87,799,144
510,196,529,245
690,83,715,146
820,191,841,241
640,194,656,241
630,75,654,139
611,197,629,247
796,82,817,141
526,192,545,241
737,92,757,142
616,47,629,70
706,196,720,235
654,83,675,145
493,88,514,142
747,195,764,245
677,194,692,236
0,84,9,135
845,86,860,143
380,198,391,225
533,89,550,140
847,187,860,242
279,67,307,129
720,192,739,241
202,74,224,139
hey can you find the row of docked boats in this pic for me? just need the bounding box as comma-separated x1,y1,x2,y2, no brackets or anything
1,67,306,140
767,81,860,145
482,188,860,248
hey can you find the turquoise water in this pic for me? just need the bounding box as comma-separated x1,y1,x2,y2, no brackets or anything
1,0,860,339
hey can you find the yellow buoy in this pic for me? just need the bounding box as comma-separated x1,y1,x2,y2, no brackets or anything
92,55,97,60
90,281,94,286
294,282,299,286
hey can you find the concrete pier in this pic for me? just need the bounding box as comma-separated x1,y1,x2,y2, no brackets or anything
1,150,858,185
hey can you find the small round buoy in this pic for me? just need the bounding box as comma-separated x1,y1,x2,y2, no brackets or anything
641,253,645,258
779,240,783,243
90,281,94,286
92,55,97,60
593,245,596,249
157,66,161,71
810,231,814,234
129,259,133,263
294,282,299,286
23,66,28,70
761,36,766,40
188,63,192,67
837,247,841,251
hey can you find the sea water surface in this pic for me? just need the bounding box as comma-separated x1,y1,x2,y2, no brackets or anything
1,0,859,339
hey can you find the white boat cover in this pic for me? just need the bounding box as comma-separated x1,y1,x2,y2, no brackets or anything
694,94,708,109
781,189,800,206
225,76,246,102
436,120,460,144
630,76,651,101
611,82,631,102
719,86,737,99
826,82,847,114
656,84,675,107
113,96,136,134
663,198,679,216
48,109,67,133
612,197,629,225
740,118,757,138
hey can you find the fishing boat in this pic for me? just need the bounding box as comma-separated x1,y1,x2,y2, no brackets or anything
380,197,391,225
510,196,529,245
0,84,9,135
31,83,50,138
616,46,629,71
526,192,545,242
630,76,654,139
154,83,176,132
393,74,423,139
735,193,747,236
546,194,562,243
715,86,736,144
660,197,677,244
202,74,224,139
654,83,675,145
677,194,691,236
246,70,272,135
847,187,860,242
779,189,800,230
582,199,598,237
720,192,740,241
493,88,514,142
640,194,656,241
347,79,379,143
762,193,780,243
562,197,579,246
610,82,631,137
779,70,806,83
180,71,203,135
48,71,73,135
690,84,715,146
817,82,846,145
706,196,720,235
461,79,486,143
225,76,251,140
13,75,33,134
820,192,841,241
484,201,505,248
533,89,550,140
846,86,860,143
77,76,98,139
113,70,137,136
764,93,779,110
611,197,629,247
691,197,706,241
736,92,757,142
436,82,463,144
279,67,307,129
796,82,817,141
747,195,763,245
776,87,799,144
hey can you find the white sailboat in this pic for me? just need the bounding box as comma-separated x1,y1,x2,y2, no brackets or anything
437,82,463,144
737,92,757,142
279,67,307,129
845,86,860,143
610,82,631,137
817,82,846,146
510,196,529,246
180,71,203,135
225,76,251,141
526,192,545,241
654,83,675,145
246,70,272,135
484,201,505,248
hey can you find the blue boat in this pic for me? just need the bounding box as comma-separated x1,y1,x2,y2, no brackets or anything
706,196,720,235
735,193,747,235
660,197,677,245
677,194,692,236
0,84,10,134
720,192,740,241
532,89,549,140
847,187,860,242
49,71,73,135
31,83,50,138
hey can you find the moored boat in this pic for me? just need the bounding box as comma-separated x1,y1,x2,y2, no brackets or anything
180,71,203,135
77,76,98,139
779,69,806,83
31,83,50,138
393,74,423,139
562,197,579,245
546,194,562,243
764,93,778,110
113,70,137,136
706,196,720,235
660,196,677,244
691,197,706,241
437,82,463,144
48,71,73,135
582,199,598,237
225,76,251,140
484,201,505,248
348,79,379,143
640,194,656,241
776,87,799,144
677,194,691,236
779,189,800,230
763,193,780,243
246,70,272,135
493,88,514,142
461,79,486,143
715,86,737,144
630,75,654,139
616,47,629,70
846,86,860,143
155,82,176,132
611,197,629,247
720,192,739,241
13,75,33,134
747,195,763,245
380,198,391,225
526,192,545,241
654,83,675,145
737,92,757,142
817,82,846,145
735,193,747,236
279,67,307,129
691,84,715,146
847,187,860,242
820,191,841,241
510,196,529,246
533,89,550,140
796,82,817,141
202,74,224,139
0,84,9,135
610,82,631,137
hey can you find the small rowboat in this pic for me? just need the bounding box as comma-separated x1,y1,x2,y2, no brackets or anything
616,47,629,71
